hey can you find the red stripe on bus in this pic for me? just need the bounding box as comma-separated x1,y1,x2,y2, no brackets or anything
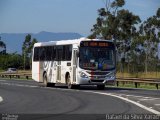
91,71,93,80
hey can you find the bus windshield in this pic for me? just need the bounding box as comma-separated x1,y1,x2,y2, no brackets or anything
79,47,115,70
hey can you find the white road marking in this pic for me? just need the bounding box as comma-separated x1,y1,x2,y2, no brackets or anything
0,80,6,82
0,82,38,88
117,94,160,102
155,104,160,106
144,97,150,99
119,94,153,99
0,96,3,102
140,98,160,101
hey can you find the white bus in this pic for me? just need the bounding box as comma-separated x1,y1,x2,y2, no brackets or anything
32,38,116,89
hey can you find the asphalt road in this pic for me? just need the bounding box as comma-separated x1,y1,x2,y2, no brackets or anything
0,79,160,120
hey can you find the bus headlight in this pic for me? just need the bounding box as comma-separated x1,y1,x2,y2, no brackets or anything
79,72,88,78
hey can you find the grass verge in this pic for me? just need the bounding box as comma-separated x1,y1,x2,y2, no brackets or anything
116,72,160,78
116,82,158,90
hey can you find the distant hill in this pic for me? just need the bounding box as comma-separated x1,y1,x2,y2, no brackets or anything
0,31,83,54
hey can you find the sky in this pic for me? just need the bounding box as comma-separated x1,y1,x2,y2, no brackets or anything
0,0,160,36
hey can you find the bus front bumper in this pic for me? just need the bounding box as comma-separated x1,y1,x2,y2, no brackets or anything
77,77,116,85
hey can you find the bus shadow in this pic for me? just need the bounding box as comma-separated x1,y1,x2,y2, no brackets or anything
79,86,137,91
105,86,137,91
52,84,136,91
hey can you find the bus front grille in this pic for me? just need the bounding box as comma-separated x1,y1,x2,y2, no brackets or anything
91,80,104,82
86,71,109,76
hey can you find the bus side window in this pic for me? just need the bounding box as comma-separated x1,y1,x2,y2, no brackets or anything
56,46,63,61
62,45,70,61
66,45,72,61
62,46,66,61
39,47,46,61
51,46,56,60
45,46,52,61
33,47,39,61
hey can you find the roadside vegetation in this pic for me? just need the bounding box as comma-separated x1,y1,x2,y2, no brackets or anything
0,34,37,70
117,72,160,78
116,82,158,90
89,0,160,77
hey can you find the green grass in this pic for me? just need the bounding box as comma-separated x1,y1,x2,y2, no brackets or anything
116,72,160,78
0,70,4,72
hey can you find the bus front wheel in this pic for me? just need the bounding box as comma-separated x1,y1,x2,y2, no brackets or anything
67,74,74,89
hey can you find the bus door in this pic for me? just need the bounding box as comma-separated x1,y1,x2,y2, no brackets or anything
56,46,62,82
72,49,78,83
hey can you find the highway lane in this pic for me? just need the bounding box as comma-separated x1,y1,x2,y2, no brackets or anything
0,79,160,119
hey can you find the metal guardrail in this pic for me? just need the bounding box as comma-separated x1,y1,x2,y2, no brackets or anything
116,77,160,89
0,73,160,89
0,73,32,80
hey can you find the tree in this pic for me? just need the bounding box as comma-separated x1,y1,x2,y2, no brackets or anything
0,53,23,70
0,37,6,54
89,0,140,40
132,8,160,74
89,0,141,73
22,34,38,70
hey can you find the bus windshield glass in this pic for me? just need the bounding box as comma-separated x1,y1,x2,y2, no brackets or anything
79,41,115,70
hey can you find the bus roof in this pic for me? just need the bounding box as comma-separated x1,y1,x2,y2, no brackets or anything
34,37,113,47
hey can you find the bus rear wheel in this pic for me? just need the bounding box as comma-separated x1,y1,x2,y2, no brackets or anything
43,73,55,87
43,73,49,87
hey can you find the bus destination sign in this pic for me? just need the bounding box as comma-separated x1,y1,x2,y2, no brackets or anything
80,41,113,47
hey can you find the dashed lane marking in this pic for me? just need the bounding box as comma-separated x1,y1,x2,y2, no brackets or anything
0,80,6,82
119,94,153,99
117,94,160,102
155,104,160,106
0,96,3,103
140,98,160,101
0,82,38,88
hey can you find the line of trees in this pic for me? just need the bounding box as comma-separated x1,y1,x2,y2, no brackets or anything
0,34,37,70
22,34,37,70
0,37,6,54
89,0,160,74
